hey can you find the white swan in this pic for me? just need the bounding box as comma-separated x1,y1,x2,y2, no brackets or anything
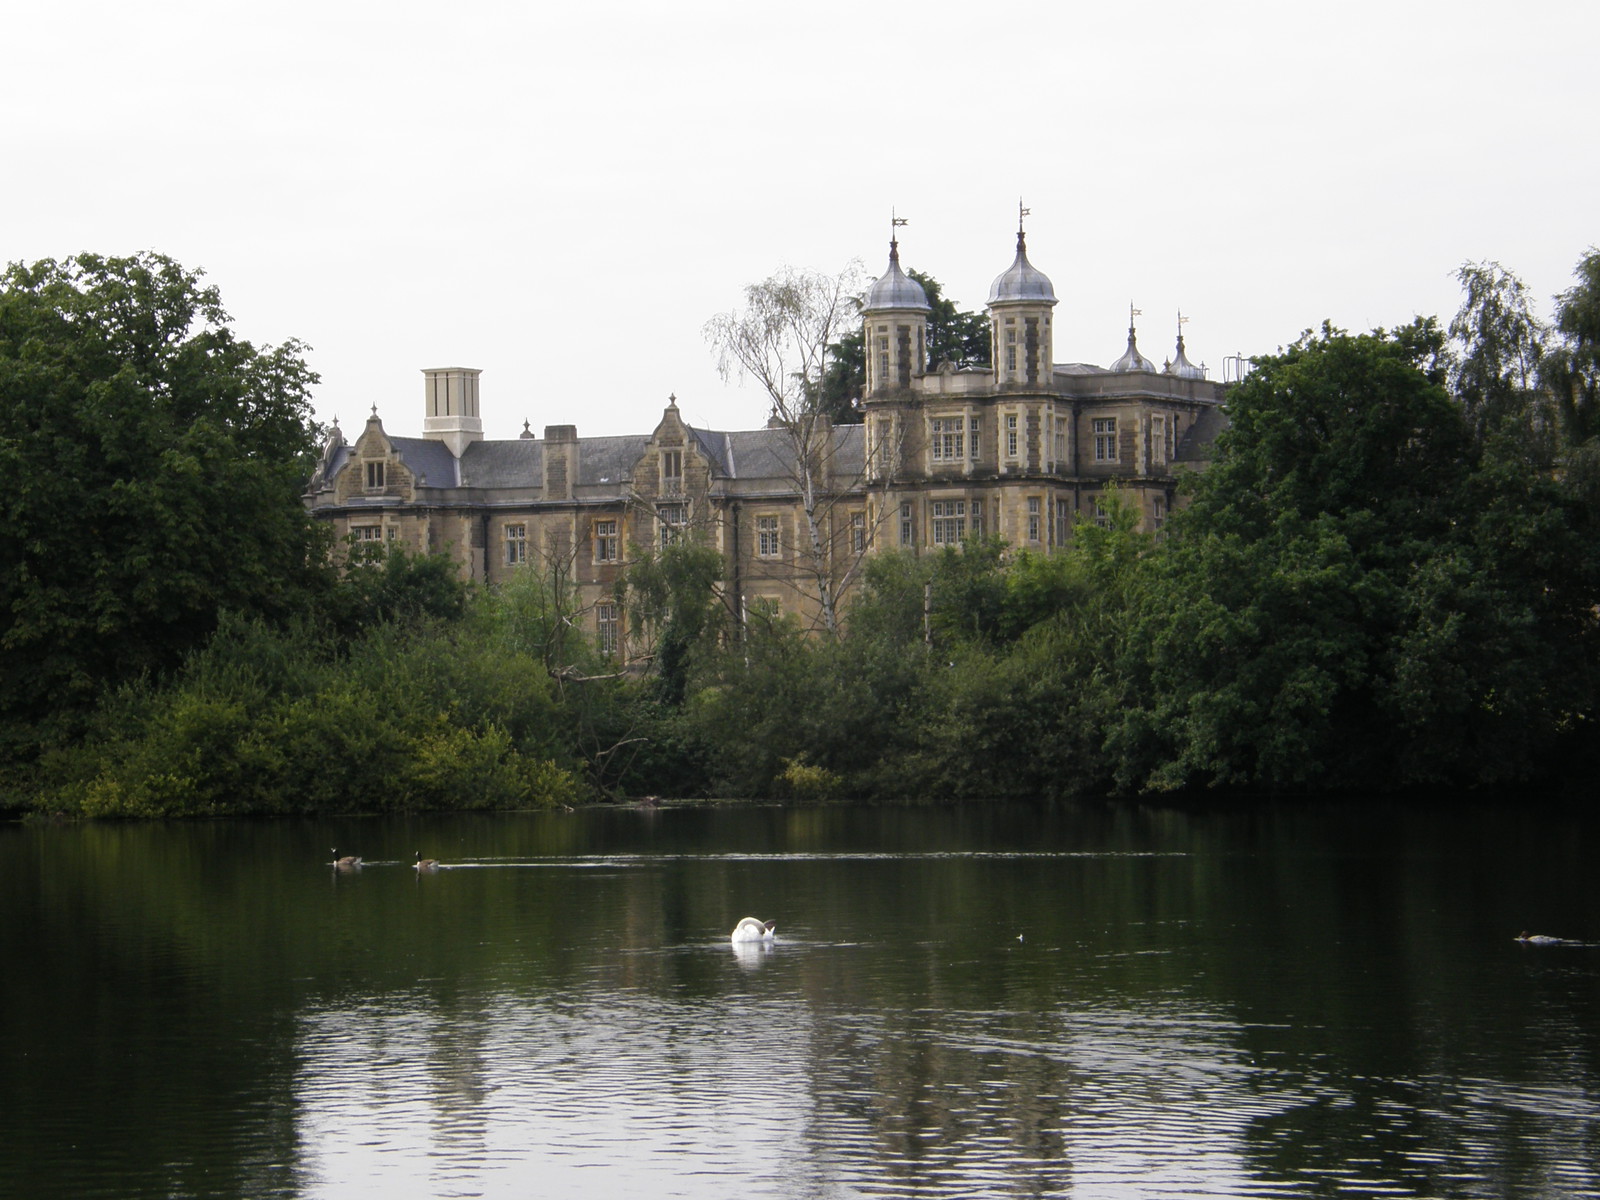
1516,931,1562,945
731,917,776,944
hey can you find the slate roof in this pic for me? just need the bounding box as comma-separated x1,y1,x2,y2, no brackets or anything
572,436,651,487
457,439,538,489
390,437,463,488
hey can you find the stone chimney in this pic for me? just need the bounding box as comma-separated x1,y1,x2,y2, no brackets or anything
543,424,578,500
421,368,484,457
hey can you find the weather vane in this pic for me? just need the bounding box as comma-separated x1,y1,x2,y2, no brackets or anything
1129,301,1142,326
1018,198,1031,232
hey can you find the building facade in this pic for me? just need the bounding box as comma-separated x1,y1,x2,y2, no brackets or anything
304,222,1227,648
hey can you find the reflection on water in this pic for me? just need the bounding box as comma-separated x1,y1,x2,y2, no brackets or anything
2,803,1599,1199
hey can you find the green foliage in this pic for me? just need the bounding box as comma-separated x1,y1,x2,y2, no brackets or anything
617,539,727,705
31,605,584,818
0,253,331,748
819,328,865,424
1449,260,1550,451
1109,323,1600,795
909,269,990,368
776,755,843,801
1542,247,1600,445
331,544,470,633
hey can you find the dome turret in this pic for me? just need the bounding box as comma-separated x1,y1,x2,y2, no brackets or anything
987,206,1057,389
862,237,930,313
861,225,930,399
1110,304,1156,373
987,228,1056,305
1166,311,1206,380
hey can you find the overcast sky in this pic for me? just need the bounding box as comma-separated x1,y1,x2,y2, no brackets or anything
7,1,1596,441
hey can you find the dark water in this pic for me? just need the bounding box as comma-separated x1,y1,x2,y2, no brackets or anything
2,802,1597,1199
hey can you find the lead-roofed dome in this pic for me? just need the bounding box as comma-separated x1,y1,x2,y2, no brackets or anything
1111,321,1156,373
988,230,1056,305
1165,312,1206,379
862,239,930,312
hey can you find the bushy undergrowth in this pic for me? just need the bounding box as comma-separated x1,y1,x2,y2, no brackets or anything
32,611,583,818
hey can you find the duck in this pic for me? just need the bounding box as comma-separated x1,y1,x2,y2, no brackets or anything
731,917,777,944
414,851,440,872
330,848,362,869
1516,931,1562,945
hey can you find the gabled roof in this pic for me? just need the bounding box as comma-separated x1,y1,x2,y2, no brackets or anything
390,436,463,488
320,420,869,499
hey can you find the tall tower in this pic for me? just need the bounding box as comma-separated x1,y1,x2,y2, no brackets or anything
421,367,484,457
860,222,930,401
987,205,1057,389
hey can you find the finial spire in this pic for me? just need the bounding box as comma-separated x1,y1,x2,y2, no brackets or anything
1129,301,1143,332
1017,198,1031,249
889,208,908,260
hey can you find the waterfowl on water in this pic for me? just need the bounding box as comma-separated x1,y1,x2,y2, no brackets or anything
330,849,362,869
414,851,440,872
1516,931,1562,945
731,917,777,944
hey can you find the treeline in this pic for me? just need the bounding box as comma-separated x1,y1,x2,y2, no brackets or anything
4,253,1599,816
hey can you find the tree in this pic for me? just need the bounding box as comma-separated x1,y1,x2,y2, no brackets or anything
910,270,990,369
1448,261,1551,453
0,253,329,745
706,265,864,636
1542,247,1600,446
615,538,726,705
1110,322,1598,794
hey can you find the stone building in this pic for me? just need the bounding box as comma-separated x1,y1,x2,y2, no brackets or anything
304,219,1227,650
857,221,1225,553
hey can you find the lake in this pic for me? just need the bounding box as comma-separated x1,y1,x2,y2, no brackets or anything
2,800,1597,1199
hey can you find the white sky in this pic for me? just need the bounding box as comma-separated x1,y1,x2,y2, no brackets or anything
6,0,1596,441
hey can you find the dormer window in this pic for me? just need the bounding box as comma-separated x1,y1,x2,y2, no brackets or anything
662,450,683,495
365,461,385,490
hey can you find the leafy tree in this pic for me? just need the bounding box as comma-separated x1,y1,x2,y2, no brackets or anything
911,270,990,369
1111,323,1598,794
0,253,329,746
331,544,469,633
1543,247,1600,445
616,538,726,705
819,327,866,424
1448,260,1550,451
